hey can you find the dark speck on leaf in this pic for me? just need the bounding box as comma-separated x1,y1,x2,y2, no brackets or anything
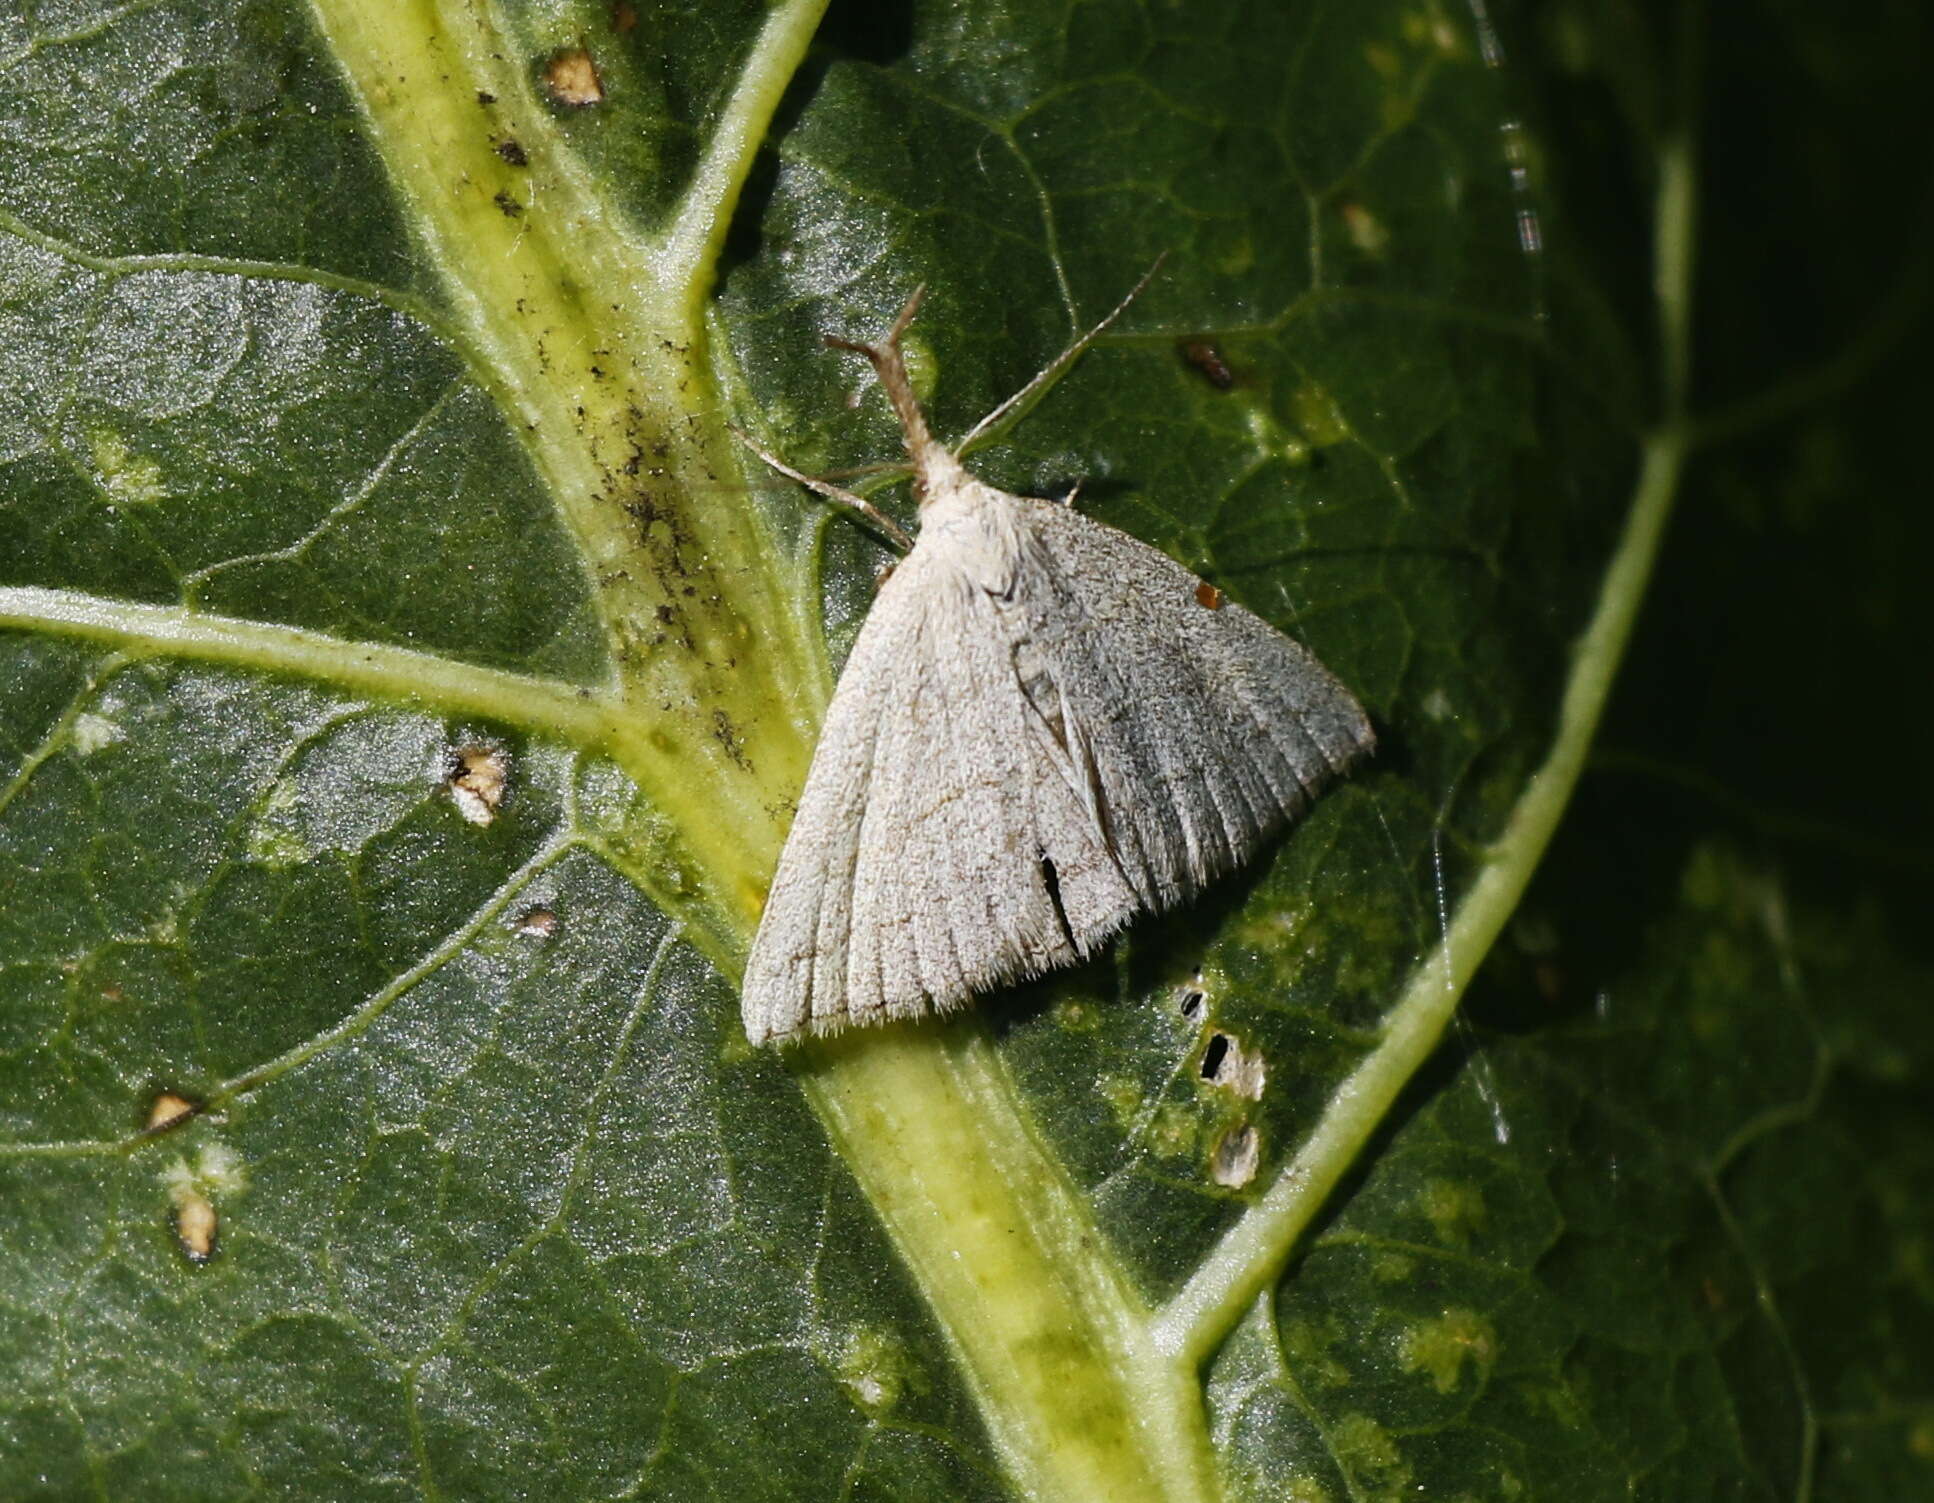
494,189,523,217
1180,339,1236,390
495,138,528,166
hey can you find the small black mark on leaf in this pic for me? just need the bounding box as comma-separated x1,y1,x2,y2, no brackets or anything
494,189,524,218
712,709,750,771
476,89,497,105
495,138,528,167
1199,1033,1230,1078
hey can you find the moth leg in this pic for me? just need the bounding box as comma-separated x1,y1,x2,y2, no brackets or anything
730,426,914,554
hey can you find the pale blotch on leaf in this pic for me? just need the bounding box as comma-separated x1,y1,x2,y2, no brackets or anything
448,742,509,825
1281,1317,1353,1389
541,47,604,107
145,1091,197,1133
1397,1308,1497,1395
1420,685,1455,722
1243,407,1313,467
1339,201,1391,258
89,429,167,507
1328,1413,1412,1495
1401,7,1467,58
1234,1468,1333,1503
1419,1178,1487,1248
1214,234,1256,277
160,1143,246,1265
246,778,311,868
1149,1101,1200,1159
1287,382,1350,448
1210,1123,1260,1188
1099,1075,1142,1129
69,712,125,756
835,1327,918,1417
1371,1249,1416,1284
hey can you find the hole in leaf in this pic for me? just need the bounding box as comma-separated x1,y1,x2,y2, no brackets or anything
1200,1032,1267,1099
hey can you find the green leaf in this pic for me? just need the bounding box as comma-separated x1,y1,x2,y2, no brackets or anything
2,2,1928,1499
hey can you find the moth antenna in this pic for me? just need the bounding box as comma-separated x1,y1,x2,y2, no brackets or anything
824,286,946,482
956,253,1169,456
730,426,915,553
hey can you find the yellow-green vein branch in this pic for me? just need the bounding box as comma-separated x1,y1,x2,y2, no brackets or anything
0,586,616,744
654,0,829,302
1153,131,1701,1370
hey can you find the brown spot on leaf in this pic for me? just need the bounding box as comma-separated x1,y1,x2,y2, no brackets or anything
542,47,604,107
146,1092,198,1134
1195,581,1226,611
611,1,638,31
448,743,509,826
514,907,559,938
1180,339,1235,390
173,1192,218,1263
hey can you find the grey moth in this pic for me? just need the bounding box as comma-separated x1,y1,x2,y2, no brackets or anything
739,286,1374,1045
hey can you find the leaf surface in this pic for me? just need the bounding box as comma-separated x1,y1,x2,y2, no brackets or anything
1,2,1927,1499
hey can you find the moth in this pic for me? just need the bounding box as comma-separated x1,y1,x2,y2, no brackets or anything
738,283,1374,1045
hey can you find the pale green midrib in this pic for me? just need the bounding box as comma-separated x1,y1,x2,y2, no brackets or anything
1152,132,1703,1369
800,1030,1222,1503
285,7,1215,1502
